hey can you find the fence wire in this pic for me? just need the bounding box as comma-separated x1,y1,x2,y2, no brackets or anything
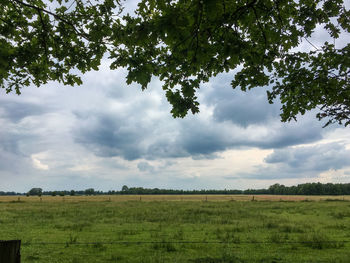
22,240,350,245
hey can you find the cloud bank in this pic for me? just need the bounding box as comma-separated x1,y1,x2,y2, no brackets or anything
0,63,349,192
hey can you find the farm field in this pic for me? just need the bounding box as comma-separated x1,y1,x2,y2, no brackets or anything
1,196,350,262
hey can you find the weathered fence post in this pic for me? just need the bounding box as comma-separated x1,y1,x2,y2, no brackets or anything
0,240,21,263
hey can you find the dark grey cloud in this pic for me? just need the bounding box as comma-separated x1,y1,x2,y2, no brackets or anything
246,120,324,149
178,119,231,155
203,74,281,127
159,160,177,168
137,161,155,173
264,143,350,172
0,116,46,153
0,134,23,156
179,111,327,153
74,110,234,160
239,142,350,180
74,112,147,160
73,101,327,161
264,150,291,164
0,148,30,173
0,127,41,188
0,100,46,122
70,66,334,162
0,99,49,171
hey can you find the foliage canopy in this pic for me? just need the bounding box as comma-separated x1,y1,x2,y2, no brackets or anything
1,0,349,126
27,187,42,196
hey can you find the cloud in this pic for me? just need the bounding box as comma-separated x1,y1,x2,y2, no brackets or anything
0,146,31,173
0,59,349,192
266,143,350,171
74,112,145,160
240,142,350,180
73,104,327,161
137,161,155,173
31,158,49,170
73,74,328,161
264,150,291,164
203,75,281,127
0,100,47,122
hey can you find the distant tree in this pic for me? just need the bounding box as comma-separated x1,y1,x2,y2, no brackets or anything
85,188,95,195
51,191,57,196
70,190,75,196
121,185,129,192
28,188,42,196
268,184,283,194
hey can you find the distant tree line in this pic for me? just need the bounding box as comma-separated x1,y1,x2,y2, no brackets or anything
116,185,243,195
0,191,22,196
2,183,350,196
41,188,105,196
115,183,350,196
263,183,350,196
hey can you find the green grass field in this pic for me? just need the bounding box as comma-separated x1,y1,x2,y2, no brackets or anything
1,196,350,262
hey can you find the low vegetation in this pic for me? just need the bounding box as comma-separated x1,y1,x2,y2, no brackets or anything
0,197,349,262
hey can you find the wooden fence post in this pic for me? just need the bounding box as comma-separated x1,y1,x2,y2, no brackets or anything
0,240,21,263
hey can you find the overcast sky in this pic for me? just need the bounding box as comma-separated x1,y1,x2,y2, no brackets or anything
1,2,349,192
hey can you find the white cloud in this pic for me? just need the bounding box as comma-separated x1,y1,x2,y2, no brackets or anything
31,153,49,170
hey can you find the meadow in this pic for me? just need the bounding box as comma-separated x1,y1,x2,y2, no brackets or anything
1,195,350,262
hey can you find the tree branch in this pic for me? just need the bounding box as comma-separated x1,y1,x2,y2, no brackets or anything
11,0,90,40
37,9,49,64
